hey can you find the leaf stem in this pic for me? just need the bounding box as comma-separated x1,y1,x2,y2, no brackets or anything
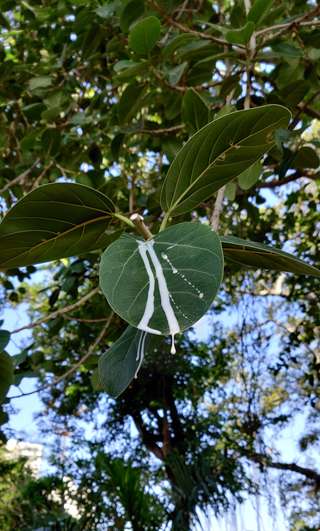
113,212,135,229
159,212,171,232
130,214,153,240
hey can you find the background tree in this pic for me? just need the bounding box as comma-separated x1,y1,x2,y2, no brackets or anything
0,0,320,529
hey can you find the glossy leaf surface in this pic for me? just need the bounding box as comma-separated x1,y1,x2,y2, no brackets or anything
99,223,224,336
221,236,320,276
0,183,115,268
161,105,291,216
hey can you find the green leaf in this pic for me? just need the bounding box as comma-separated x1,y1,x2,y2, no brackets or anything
99,326,150,398
120,0,145,33
167,62,188,86
238,160,262,190
117,83,145,124
292,147,319,169
128,16,161,56
0,183,115,269
0,330,10,351
99,222,224,339
113,60,147,80
182,88,210,133
224,182,237,201
221,236,320,276
28,76,52,91
161,105,291,217
162,33,196,59
0,408,9,425
95,2,117,19
0,351,14,403
247,0,273,26
225,22,255,45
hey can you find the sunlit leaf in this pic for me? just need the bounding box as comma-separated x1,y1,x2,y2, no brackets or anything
99,223,224,340
161,105,291,216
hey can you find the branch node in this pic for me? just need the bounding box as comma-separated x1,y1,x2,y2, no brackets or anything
130,214,153,240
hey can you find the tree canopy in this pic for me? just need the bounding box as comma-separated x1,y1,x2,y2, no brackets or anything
0,0,320,529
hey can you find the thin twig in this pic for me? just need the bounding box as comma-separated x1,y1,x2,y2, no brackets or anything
11,287,100,334
137,125,184,135
9,315,113,399
0,159,40,195
63,316,111,323
30,162,54,191
255,6,320,37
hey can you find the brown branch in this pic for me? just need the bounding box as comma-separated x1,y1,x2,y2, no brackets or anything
137,125,184,135
255,6,320,37
0,159,40,195
131,411,164,461
257,172,319,190
248,451,320,486
11,287,100,334
30,162,54,191
296,102,320,121
9,315,113,399
63,315,111,323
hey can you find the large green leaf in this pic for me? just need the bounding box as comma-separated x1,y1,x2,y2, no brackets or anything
99,326,151,398
128,16,161,56
221,236,320,276
0,351,14,404
160,105,291,217
0,183,115,269
99,223,224,345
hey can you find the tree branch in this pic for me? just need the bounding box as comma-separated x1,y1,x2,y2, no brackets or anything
11,287,100,334
210,186,225,231
131,411,164,461
255,6,320,37
0,159,40,195
248,451,320,486
9,315,113,399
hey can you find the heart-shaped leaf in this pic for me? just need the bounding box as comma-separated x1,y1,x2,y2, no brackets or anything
161,105,291,217
0,351,14,404
99,223,224,344
99,326,151,398
221,236,320,276
0,183,115,269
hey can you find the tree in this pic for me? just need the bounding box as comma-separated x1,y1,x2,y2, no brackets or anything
0,0,320,528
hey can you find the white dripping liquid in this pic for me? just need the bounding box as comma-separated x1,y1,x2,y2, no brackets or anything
161,253,204,299
137,240,180,354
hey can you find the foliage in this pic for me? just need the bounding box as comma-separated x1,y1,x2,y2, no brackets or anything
0,0,320,528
